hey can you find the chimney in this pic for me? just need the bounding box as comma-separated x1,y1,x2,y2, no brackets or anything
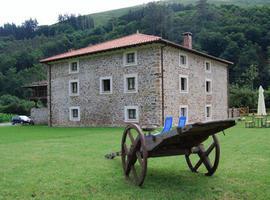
182,32,192,49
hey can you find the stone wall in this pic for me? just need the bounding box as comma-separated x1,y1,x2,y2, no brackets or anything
48,44,162,127
47,43,229,127
31,107,48,125
163,46,228,125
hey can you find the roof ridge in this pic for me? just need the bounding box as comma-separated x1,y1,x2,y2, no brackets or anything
65,32,160,53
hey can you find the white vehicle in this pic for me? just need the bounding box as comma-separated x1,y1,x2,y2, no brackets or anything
11,115,34,125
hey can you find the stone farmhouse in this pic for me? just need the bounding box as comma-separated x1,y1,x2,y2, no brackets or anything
40,32,232,127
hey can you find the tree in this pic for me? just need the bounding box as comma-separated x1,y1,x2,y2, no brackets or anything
196,0,208,19
21,18,38,38
141,3,173,38
198,31,229,57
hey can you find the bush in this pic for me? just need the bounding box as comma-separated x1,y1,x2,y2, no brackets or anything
229,85,257,109
264,89,270,111
229,85,270,109
0,113,13,123
0,95,34,115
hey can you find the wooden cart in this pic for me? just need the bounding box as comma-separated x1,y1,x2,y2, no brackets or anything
121,120,236,186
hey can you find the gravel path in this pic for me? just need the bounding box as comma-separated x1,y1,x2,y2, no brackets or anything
0,123,12,126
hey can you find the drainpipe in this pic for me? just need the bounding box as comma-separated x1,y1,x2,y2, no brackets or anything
48,64,52,127
227,66,229,119
160,45,165,124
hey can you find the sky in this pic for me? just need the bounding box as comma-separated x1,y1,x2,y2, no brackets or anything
0,0,159,26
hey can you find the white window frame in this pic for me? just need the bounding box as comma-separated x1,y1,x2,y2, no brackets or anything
123,50,137,66
179,52,188,68
69,106,80,121
69,79,79,96
179,75,189,93
100,76,113,94
69,60,79,74
124,73,138,93
124,106,139,123
205,104,212,121
205,61,211,73
179,105,188,122
205,79,212,94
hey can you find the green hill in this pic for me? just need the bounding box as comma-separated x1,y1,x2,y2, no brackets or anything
90,6,141,27
89,0,270,26
167,0,270,6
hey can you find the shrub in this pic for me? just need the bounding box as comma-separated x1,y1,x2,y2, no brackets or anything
264,89,270,111
0,95,35,115
0,113,13,123
229,85,257,109
229,85,270,109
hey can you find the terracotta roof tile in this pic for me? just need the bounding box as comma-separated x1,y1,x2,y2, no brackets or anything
40,33,161,63
40,32,233,65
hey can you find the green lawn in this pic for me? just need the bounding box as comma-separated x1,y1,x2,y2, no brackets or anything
0,122,269,200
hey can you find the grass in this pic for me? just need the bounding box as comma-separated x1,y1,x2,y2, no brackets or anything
0,122,269,200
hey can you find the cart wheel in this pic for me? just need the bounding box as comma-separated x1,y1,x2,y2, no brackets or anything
185,134,220,176
121,123,148,186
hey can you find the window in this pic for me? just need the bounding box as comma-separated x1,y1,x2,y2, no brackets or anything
100,76,112,94
180,105,188,122
69,106,80,121
205,61,211,72
179,53,188,67
123,51,137,66
124,106,139,122
124,74,138,93
205,105,212,120
179,75,188,93
205,79,212,94
69,61,79,73
69,80,79,96
127,53,135,63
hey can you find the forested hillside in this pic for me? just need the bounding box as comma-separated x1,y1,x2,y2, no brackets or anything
0,0,269,113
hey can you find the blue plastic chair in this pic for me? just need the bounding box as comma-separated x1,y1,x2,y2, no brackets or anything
178,116,186,128
161,116,173,133
153,116,173,135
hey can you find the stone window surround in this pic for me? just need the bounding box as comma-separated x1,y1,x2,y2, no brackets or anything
69,60,79,74
179,74,189,93
124,73,138,93
69,79,80,96
100,76,113,94
205,60,211,73
205,104,212,121
205,78,212,94
69,106,80,121
179,105,188,122
179,52,188,68
124,105,139,123
123,50,137,66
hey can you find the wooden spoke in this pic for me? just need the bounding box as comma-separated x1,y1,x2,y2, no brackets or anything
194,158,203,171
193,142,215,171
136,151,143,167
121,124,148,186
185,135,220,176
206,143,215,156
131,165,139,183
199,151,213,172
128,130,135,144
123,144,129,154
